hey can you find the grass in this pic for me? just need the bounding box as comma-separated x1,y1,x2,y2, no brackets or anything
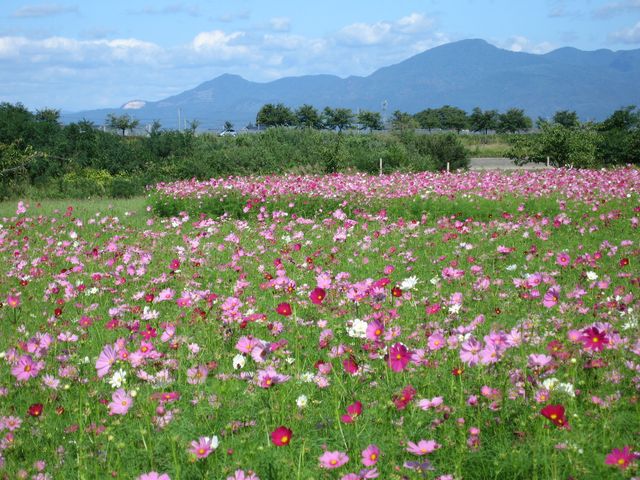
0,176,638,479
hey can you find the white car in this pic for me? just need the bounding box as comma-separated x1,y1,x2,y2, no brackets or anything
219,130,237,137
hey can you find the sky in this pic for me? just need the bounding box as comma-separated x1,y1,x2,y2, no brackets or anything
1,0,640,112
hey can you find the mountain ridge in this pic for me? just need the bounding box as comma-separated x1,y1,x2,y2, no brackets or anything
61,39,640,130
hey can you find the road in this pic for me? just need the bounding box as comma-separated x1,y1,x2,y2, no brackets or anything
469,157,550,170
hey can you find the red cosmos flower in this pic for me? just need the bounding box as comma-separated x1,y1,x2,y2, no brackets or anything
28,403,43,417
144,293,155,303
54,308,63,317
619,258,629,267
388,343,411,372
169,259,180,270
540,404,568,428
391,286,403,298
451,367,464,376
393,385,416,410
581,327,609,352
342,356,359,375
276,302,292,316
309,287,326,305
341,401,363,423
270,426,293,446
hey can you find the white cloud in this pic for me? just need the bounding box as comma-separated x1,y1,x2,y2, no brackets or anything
191,30,248,58
593,0,640,18
12,3,78,18
336,12,436,47
503,36,555,54
609,21,640,43
269,17,291,32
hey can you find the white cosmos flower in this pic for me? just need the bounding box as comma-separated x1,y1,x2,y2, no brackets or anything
400,276,419,290
296,394,308,408
586,271,598,281
108,369,127,388
232,354,246,370
347,318,368,338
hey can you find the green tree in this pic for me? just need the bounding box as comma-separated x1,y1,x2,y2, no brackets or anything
357,110,383,131
508,123,597,167
106,113,140,137
323,107,354,131
497,108,532,133
256,103,295,127
599,106,638,132
438,105,468,133
552,110,580,129
469,107,499,134
390,110,418,132
223,121,234,131
295,104,323,129
414,108,441,131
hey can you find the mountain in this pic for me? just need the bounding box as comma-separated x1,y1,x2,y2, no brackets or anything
61,39,640,130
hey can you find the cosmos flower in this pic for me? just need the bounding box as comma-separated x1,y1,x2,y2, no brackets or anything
604,446,637,470
388,343,411,372
270,426,292,447
319,450,349,469
108,389,133,416
406,439,440,455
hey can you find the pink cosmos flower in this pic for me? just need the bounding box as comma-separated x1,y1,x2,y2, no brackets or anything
11,355,41,382
6,294,20,309
388,343,410,372
605,446,637,470
418,397,444,410
186,365,209,384
427,333,445,351
406,439,440,455
543,287,560,308
108,389,133,415
366,320,384,341
256,366,290,388
138,473,171,480
319,450,349,469
227,470,260,480
96,344,117,378
556,252,571,267
361,444,380,466
189,436,218,459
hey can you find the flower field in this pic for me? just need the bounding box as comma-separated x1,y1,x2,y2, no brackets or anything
1,168,639,479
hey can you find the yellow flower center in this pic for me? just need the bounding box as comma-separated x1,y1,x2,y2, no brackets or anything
592,337,599,342
550,414,557,419
330,459,337,465
618,458,626,465
370,454,377,460
24,365,31,372
375,329,381,335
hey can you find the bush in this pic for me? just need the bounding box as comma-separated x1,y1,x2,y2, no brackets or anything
61,168,113,198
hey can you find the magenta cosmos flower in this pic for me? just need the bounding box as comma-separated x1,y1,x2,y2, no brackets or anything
605,446,637,469
388,343,411,372
319,450,349,469
581,327,609,352
137,473,171,480
406,439,440,455
11,355,42,382
108,389,133,415
6,294,20,308
309,287,326,305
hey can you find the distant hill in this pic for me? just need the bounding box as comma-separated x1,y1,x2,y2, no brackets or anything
61,39,640,130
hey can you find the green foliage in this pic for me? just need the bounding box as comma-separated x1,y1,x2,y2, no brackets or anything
497,108,533,133
508,124,598,167
295,104,323,129
256,103,295,127
412,132,469,171
552,110,580,129
357,110,383,131
322,107,354,131
469,107,499,134
438,105,469,132
106,113,140,136
61,168,114,197
414,108,441,131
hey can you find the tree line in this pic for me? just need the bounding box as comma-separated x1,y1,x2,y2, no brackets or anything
255,103,535,133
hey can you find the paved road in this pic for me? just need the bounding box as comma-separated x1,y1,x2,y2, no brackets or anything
469,157,550,170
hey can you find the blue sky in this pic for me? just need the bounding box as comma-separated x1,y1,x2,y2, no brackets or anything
1,0,639,112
